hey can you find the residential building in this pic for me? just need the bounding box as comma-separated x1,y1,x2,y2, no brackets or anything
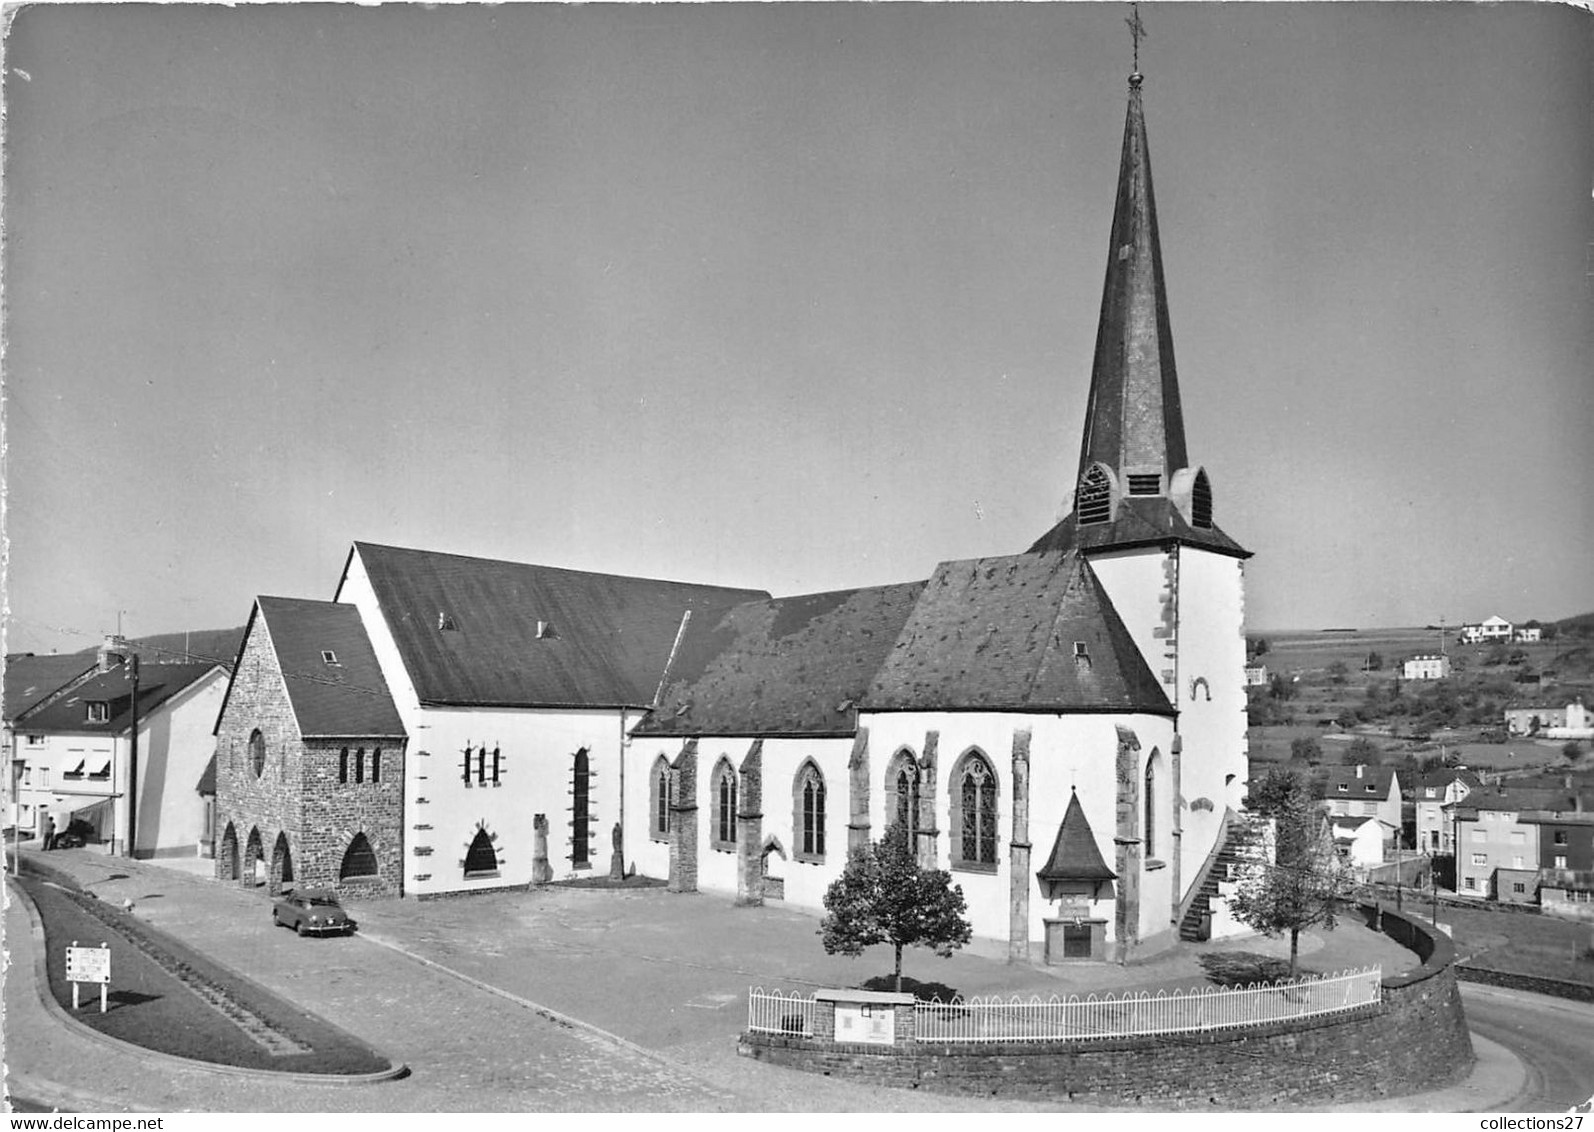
4,651,97,832
1451,783,1587,900
1504,705,1567,736
14,655,226,857
1316,764,1403,855
1244,664,1269,687
1408,767,1480,854
1515,626,1542,643
213,69,1253,964
1458,616,1513,644
1402,655,1450,681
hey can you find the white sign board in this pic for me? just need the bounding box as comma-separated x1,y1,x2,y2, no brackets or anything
66,945,111,984
834,1002,896,1045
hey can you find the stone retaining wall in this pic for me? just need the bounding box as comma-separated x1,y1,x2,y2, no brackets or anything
1456,965,1594,1004
740,905,1474,1108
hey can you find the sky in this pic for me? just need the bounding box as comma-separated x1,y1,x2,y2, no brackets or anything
2,2,1591,659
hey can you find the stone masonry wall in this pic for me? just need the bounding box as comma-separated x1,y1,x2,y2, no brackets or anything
298,739,405,898
742,905,1474,1108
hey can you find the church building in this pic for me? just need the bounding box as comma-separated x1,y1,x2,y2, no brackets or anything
214,68,1251,963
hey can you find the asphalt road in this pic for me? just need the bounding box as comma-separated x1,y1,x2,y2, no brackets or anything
1461,983,1594,1113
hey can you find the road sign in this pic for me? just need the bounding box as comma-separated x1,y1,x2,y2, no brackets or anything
65,940,110,1013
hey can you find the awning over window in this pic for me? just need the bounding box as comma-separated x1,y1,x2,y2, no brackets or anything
66,797,113,840
89,761,111,779
63,760,86,778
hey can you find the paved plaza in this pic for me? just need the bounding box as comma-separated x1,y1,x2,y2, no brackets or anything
2,849,1514,1111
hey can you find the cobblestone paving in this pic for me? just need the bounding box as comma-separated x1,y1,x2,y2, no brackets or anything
4,850,1424,1112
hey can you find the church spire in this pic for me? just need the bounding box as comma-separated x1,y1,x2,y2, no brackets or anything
1027,54,1248,560
1075,68,1188,491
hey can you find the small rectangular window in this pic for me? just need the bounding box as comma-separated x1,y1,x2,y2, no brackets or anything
1512,882,1525,894
25,734,43,746
321,650,340,665
372,748,381,784
87,702,109,723
1555,831,1569,845
1556,855,1568,869
1471,853,1487,866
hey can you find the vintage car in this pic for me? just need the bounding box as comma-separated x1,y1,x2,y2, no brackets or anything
271,888,356,936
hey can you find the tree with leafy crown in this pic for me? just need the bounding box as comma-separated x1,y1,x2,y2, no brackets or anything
820,822,972,993
1228,774,1354,978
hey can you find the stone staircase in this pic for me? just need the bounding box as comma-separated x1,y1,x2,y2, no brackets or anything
1179,815,1263,942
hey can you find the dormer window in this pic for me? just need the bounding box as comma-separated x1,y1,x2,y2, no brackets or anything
1077,465,1114,525
438,612,457,631
1337,784,1348,793
321,650,340,666
86,702,109,724
1365,784,1377,793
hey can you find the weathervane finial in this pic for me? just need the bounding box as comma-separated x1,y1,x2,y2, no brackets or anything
1126,2,1146,86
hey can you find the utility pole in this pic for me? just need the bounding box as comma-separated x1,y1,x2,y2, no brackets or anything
125,654,140,858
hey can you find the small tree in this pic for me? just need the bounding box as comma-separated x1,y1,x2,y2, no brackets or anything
1289,736,1322,764
1326,660,1349,685
1229,780,1354,978
1245,766,1305,818
1564,740,1585,763
1344,737,1381,765
820,823,972,993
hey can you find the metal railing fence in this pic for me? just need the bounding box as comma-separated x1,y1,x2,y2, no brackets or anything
912,966,1382,1043
746,987,816,1036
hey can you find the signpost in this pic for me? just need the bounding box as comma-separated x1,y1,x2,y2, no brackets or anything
65,940,111,1013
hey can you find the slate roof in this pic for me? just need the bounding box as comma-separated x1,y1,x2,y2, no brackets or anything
1027,496,1249,559
241,597,407,739
1458,786,1592,815
18,662,222,734
346,543,769,709
1314,764,1400,800
196,753,216,795
4,654,97,721
1076,75,1188,487
637,581,927,738
1037,790,1116,883
865,551,1171,715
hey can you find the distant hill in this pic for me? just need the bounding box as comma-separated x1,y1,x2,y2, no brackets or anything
1553,612,1594,640
74,627,245,670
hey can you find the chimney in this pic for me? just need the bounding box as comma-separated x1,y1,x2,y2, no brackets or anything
1355,764,1364,779
97,633,128,673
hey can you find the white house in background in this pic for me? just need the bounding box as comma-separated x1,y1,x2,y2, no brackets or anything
1244,664,1269,687
1516,626,1542,643
1335,816,1398,867
13,651,226,857
1546,700,1594,741
1459,616,1513,644
1402,655,1451,681
4,651,98,833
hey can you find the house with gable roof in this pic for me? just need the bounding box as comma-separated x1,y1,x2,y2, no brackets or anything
5,650,98,834
14,645,225,858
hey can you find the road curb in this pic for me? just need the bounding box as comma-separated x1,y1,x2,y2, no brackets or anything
6,874,411,1094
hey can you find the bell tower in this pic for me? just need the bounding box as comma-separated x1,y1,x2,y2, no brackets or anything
1029,57,1251,923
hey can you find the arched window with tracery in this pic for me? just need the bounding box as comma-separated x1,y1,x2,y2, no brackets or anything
886,750,919,841
650,755,672,841
953,750,999,867
793,762,826,862
712,759,738,851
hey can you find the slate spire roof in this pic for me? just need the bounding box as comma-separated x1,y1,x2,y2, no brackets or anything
1037,789,1117,884
1028,73,1248,561
1077,72,1186,489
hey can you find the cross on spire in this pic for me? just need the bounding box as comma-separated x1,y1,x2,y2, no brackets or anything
1126,3,1146,79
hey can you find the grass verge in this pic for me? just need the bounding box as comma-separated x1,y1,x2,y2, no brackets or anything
15,858,396,1076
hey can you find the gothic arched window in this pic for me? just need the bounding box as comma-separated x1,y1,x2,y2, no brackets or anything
571,748,591,866
1192,469,1213,529
953,750,998,867
794,761,826,861
340,832,379,880
887,750,919,841
249,730,266,778
713,759,738,850
1144,752,1158,859
650,756,672,841
463,827,498,878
